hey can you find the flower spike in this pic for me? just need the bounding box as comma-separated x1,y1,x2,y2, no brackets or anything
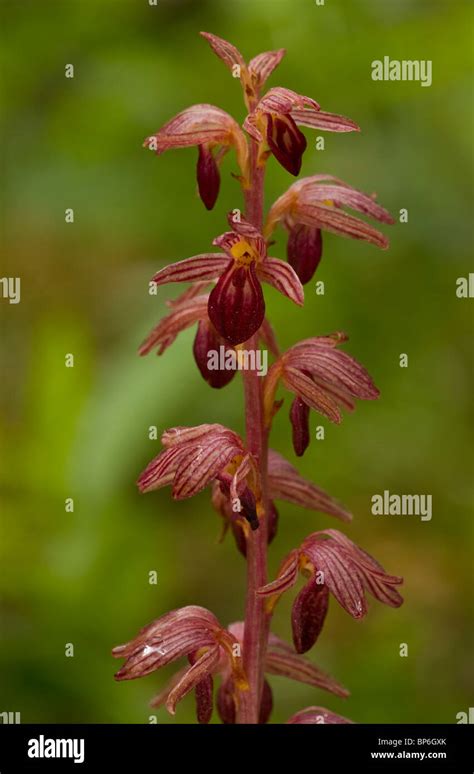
117,28,405,726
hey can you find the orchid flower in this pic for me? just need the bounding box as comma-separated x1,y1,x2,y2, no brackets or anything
258,529,403,653
201,31,359,177
147,211,303,346
265,175,396,283
264,332,380,455
200,31,287,111
144,104,248,210
117,617,349,724
139,285,278,388
137,424,262,530
113,606,247,722
113,30,403,726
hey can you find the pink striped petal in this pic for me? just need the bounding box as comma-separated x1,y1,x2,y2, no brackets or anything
229,454,254,500
284,342,380,400
257,550,300,597
172,435,242,499
256,87,320,114
321,530,403,607
200,31,246,72
292,109,360,133
217,213,267,260
144,104,243,152
258,257,304,306
166,282,210,308
138,424,245,497
149,667,188,709
162,423,239,449
303,538,367,619
227,211,266,243
310,377,357,412
112,606,220,680
137,445,187,494
151,254,230,286
266,639,348,697
295,203,390,248
293,178,395,224
138,295,208,356
265,175,394,246
282,367,342,423
249,49,286,86
166,646,219,716
267,450,352,522
242,113,264,143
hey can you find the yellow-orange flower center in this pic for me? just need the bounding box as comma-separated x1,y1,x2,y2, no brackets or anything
230,239,259,266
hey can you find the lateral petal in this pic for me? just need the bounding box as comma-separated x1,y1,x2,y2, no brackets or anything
138,295,208,356
151,255,230,286
166,646,219,716
296,203,390,249
200,31,246,72
292,109,360,133
266,642,348,697
257,87,320,114
282,367,342,423
249,49,286,87
267,449,352,522
144,104,243,152
258,257,304,306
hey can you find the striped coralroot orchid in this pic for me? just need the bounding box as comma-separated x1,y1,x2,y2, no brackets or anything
265,175,396,283
258,530,403,653
113,30,403,724
263,332,381,456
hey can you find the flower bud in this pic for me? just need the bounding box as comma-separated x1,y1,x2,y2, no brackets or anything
193,320,236,388
289,397,310,456
197,144,220,210
287,225,322,284
291,580,329,654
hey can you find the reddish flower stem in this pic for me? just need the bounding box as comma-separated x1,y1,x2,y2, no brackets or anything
236,141,270,723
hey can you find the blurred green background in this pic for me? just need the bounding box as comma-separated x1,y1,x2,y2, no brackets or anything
1,0,473,724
